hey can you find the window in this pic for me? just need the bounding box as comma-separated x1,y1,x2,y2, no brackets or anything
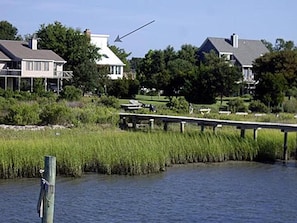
116,66,121,75
34,61,42,71
26,61,33,70
26,61,50,71
43,62,49,71
110,66,114,74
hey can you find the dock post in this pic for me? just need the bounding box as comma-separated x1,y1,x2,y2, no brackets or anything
253,128,259,141
180,121,186,133
213,124,222,134
200,125,204,132
163,121,168,131
121,117,127,130
149,119,154,130
240,128,245,138
283,131,288,162
132,117,137,129
42,156,56,223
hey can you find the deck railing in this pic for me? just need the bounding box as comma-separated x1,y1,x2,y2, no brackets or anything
0,69,73,78
0,69,21,76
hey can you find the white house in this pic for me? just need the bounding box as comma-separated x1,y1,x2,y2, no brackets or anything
0,37,72,92
86,30,125,80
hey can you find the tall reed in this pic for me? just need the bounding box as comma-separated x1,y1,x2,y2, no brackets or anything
0,127,295,178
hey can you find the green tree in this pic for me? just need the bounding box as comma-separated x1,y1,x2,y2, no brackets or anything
163,45,177,66
204,51,241,104
107,78,139,99
261,38,296,52
274,38,295,51
184,51,241,104
138,49,169,92
177,44,199,65
164,58,196,97
0,20,22,40
183,66,217,104
253,49,297,107
254,72,286,107
36,21,101,94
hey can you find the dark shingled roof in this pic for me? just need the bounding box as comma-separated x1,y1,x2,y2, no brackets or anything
0,40,65,62
206,37,269,66
0,50,11,60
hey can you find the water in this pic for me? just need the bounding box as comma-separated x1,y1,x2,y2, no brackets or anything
1,161,297,223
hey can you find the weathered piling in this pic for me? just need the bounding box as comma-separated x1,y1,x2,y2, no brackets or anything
37,156,56,223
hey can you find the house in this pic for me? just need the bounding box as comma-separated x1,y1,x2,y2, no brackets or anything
0,36,72,93
197,33,269,92
85,29,125,80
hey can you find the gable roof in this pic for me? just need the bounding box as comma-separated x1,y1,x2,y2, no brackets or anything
0,50,11,61
0,40,65,62
90,34,125,66
200,36,269,66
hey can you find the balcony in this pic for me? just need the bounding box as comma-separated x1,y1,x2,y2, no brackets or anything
0,69,73,79
0,69,21,76
54,71,73,79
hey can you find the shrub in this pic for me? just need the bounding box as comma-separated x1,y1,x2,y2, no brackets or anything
5,102,40,125
40,102,73,125
73,107,98,124
249,100,269,113
59,86,82,101
283,98,297,113
0,88,15,99
166,97,188,113
227,98,247,113
98,95,120,108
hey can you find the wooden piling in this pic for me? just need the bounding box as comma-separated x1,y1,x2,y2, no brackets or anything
240,128,245,138
149,119,154,130
180,121,186,133
253,128,260,141
163,121,168,131
283,131,288,161
121,117,127,130
42,156,56,223
132,117,137,129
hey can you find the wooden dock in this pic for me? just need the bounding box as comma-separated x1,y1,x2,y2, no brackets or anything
119,113,297,161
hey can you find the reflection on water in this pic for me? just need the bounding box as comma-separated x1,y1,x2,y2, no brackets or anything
1,161,297,223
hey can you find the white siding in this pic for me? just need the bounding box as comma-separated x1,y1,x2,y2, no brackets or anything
90,34,125,79
21,60,56,78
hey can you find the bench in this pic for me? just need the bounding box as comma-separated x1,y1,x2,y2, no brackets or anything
219,111,231,115
235,112,248,116
121,103,142,111
199,108,211,115
254,113,266,117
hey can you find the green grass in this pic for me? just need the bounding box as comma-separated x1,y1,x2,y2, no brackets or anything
0,126,295,179
118,95,169,106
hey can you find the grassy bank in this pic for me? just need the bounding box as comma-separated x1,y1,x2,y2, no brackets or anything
0,126,296,179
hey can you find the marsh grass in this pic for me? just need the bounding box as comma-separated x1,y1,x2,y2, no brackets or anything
0,127,295,178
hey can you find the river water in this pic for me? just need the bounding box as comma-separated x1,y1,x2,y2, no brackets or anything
1,161,297,223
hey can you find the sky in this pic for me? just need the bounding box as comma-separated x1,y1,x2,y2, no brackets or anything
2,0,297,58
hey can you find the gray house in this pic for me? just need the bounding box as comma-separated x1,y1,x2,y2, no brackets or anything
0,37,72,92
198,34,269,92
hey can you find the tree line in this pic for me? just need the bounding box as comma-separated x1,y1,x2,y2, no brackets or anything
1,20,297,111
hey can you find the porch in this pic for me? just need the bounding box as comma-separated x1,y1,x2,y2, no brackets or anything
0,69,73,93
